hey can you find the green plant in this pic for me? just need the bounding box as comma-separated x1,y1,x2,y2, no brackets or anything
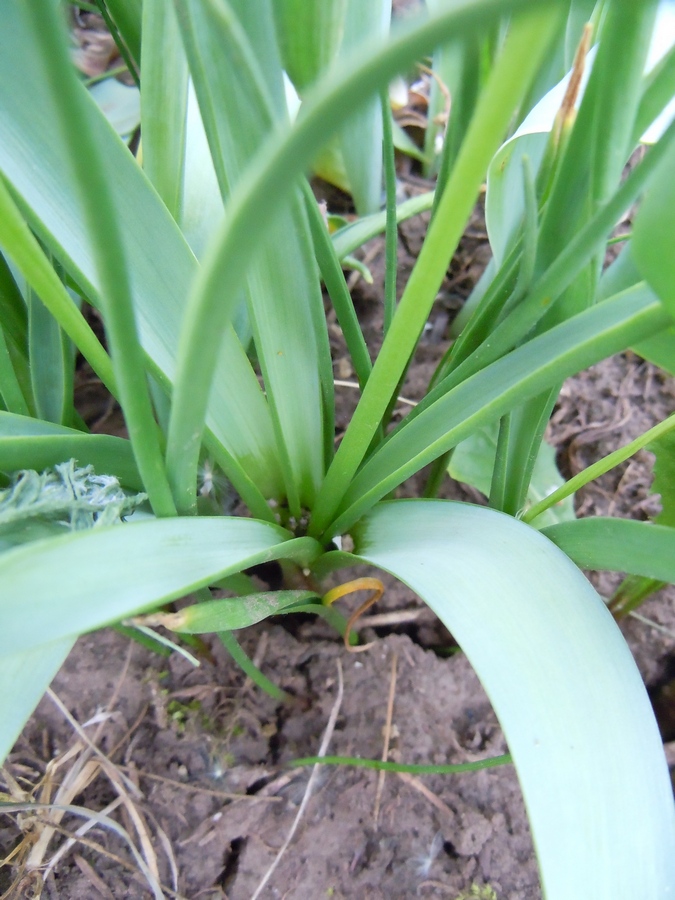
2,1,675,896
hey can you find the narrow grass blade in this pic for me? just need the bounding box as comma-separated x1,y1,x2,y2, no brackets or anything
543,517,675,583
353,500,675,898
331,192,434,259
99,0,142,73
0,639,73,765
0,517,320,656
303,183,372,390
328,287,670,537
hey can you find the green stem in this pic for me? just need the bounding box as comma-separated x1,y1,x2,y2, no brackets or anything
332,191,435,260
522,410,675,524
83,65,129,87
218,629,291,702
287,752,512,774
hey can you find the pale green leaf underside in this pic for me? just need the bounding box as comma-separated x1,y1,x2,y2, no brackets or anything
0,517,318,658
353,500,675,899
0,640,73,766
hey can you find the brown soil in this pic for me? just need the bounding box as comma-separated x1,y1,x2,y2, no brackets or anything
3,179,675,899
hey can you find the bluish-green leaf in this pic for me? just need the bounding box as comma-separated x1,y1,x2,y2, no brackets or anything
0,639,73,765
543,516,675,582
0,0,282,512
173,0,331,513
0,413,142,490
0,517,320,657
352,500,675,899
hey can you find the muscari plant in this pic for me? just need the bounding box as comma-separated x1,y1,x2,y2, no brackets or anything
2,0,675,896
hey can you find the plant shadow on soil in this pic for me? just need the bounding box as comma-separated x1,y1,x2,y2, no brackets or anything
3,183,675,900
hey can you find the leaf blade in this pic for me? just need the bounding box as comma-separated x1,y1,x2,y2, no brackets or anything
353,500,675,898
0,517,318,657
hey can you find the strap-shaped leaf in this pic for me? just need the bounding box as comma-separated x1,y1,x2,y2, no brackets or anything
0,413,142,490
0,639,73,766
0,518,319,658
337,0,390,215
0,1,283,511
329,286,670,537
352,500,675,898
543,516,675,582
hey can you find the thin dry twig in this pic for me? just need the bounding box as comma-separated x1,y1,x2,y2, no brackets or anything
73,851,116,900
44,688,162,886
118,765,283,803
396,771,456,821
250,659,345,900
374,652,399,827
355,608,426,629
43,797,123,877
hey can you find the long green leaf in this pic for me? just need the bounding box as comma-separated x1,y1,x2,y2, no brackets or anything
27,0,176,517
272,0,346,92
99,0,142,71
352,500,675,898
0,639,73,766
143,590,319,633
141,0,189,220
166,1,563,534
0,1,282,514
172,0,331,514
337,0,390,215
0,410,142,489
328,286,670,537
0,178,116,398
0,322,29,416
0,518,319,658
633,120,675,317
310,6,563,534
27,283,73,427
543,517,675,582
